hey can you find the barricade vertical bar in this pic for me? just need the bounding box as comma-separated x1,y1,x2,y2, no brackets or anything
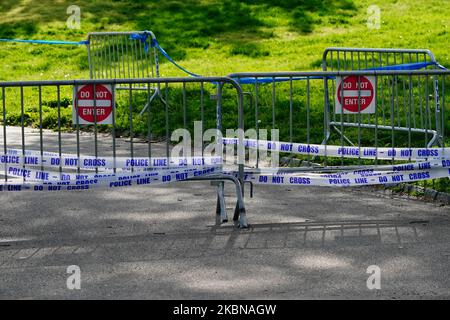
145,39,150,78
374,76,379,165
306,76,311,163
433,75,441,144
215,82,227,224
57,85,62,176
113,36,119,79
138,38,143,79
2,87,6,182
75,83,81,175
154,39,160,79
200,82,204,156
340,73,344,165
419,75,424,129
390,74,395,164
126,36,131,79
165,82,169,158
289,77,293,143
137,37,143,79
380,54,386,126
131,38,136,79
134,37,140,79
344,51,347,70
272,78,276,130
20,87,25,183
99,37,103,79
255,80,259,168
112,83,117,173
108,36,114,80
150,41,155,78
104,36,109,78
137,38,142,80
38,86,44,173
357,75,361,165
323,74,329,166
147,82,152,160
128,83,134,173
412,72,417,128
402,55,407,130
115,36,120,78
93,83,99,174
100,37,106,79
425,76,430,146
394,55,400,128
90,37,96,78
87,37,93,79
442,75,446,144
183,82,187,129
237,78,247,227
424,76,430,190
337,51,341,70
329,51,336,126
93,36,98,78
408,75,413,156
96,37,101,78
121,36,126,79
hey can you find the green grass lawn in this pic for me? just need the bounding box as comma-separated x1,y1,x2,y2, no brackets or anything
0,0,449,192
0,0,449,80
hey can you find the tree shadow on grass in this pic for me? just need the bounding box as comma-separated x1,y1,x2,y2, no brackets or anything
0,0,357,59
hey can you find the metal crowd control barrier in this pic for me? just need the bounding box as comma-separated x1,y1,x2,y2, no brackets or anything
0,76,248,228
228,70,449,171
86,31,163,116
87,31,158,80
322,48,444,148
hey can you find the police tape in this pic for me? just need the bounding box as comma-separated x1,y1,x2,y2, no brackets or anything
0,150,223,170
240,158,448,173
222,138,450,161
1,139,449,191
0,164,222,192
235,166,450,187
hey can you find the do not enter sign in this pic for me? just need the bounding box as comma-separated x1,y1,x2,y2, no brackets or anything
335,76,376,114
72,84,114,125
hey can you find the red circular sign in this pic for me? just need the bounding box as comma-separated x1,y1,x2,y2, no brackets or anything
75,84,113,123
337,76,374,112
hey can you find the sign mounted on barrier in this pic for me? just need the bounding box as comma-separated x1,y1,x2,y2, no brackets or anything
72,84,114,125
335,75,376,114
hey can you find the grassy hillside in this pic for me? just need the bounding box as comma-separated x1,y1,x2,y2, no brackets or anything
0,0,449,80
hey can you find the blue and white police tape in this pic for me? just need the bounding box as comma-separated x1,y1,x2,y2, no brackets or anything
240,158,448,174
0,151,223,171
222,138,450,161
234,166,450,187
2,158,448,191
0,164,222,192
